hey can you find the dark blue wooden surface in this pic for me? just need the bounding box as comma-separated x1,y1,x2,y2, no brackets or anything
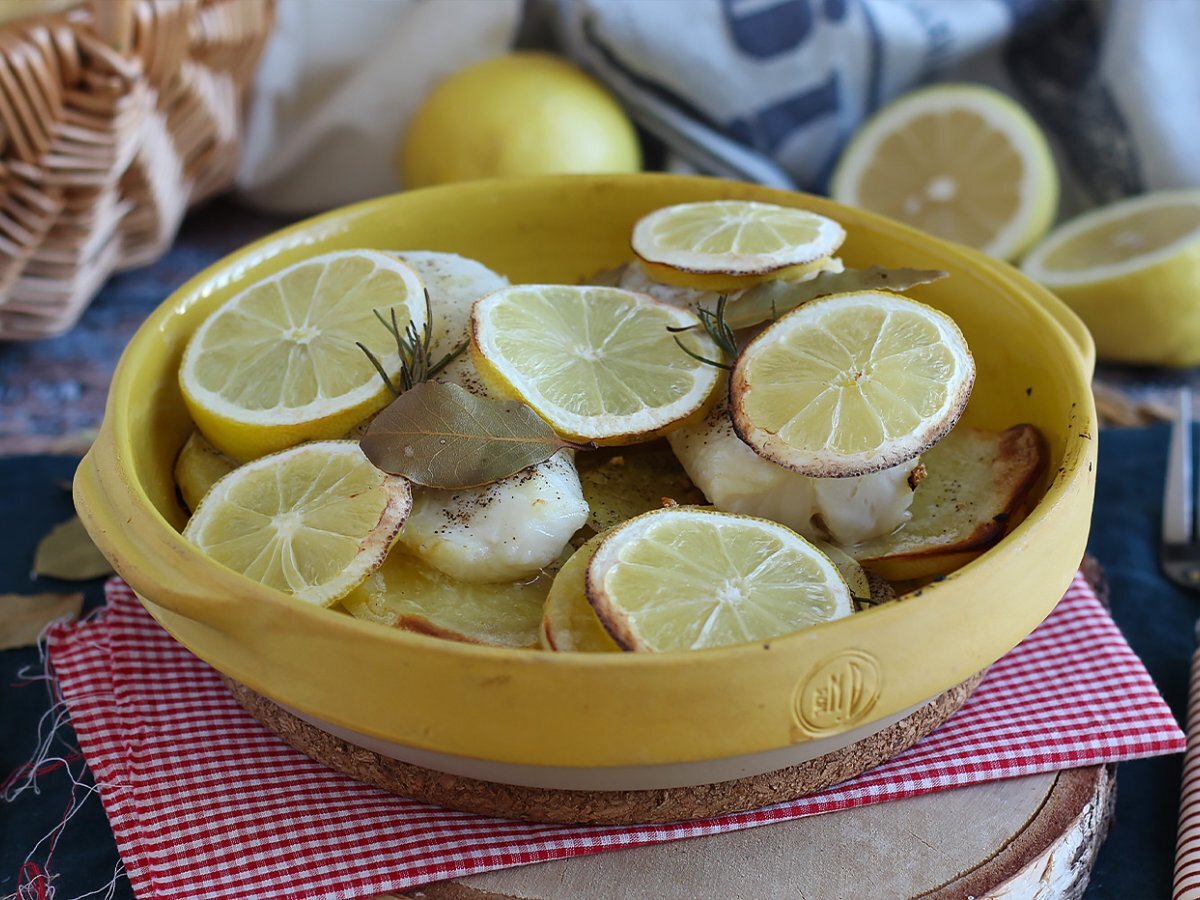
0,198,295,455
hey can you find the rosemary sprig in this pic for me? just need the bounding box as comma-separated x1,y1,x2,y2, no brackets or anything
667,294,738,370
356,289,467,397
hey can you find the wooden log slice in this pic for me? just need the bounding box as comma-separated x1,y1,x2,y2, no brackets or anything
387,765,1113,900
224,670,983,825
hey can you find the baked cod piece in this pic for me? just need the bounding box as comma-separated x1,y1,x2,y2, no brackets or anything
399,449,588,584
667,393,920,546
388,251,589,583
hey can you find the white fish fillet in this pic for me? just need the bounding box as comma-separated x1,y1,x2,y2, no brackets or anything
394,250,508,397
668,393,918,546
399,450,589,584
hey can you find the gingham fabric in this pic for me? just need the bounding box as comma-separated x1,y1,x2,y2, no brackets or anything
46,574,1184,900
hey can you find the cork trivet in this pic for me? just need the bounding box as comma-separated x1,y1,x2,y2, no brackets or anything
223,671,984,825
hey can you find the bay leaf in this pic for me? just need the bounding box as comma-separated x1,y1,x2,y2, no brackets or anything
0,592,84,650
33,516,114,581
360,381,588,489
722,266,949,330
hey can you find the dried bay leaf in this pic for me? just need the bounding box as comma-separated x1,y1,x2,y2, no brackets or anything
361,381,590,489
33,516,114,581
0,592,84,649
723,266,949,329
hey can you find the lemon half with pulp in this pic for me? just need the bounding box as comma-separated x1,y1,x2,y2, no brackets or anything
1021,190,1200,366
831,83,1057,261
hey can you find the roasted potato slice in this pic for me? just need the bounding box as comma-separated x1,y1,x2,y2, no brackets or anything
850,424,1047,582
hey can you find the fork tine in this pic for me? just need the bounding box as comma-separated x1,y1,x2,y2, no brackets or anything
1164,387,1194,545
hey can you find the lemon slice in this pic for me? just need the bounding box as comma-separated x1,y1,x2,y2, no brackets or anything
541,534,621,652
180,250,427,461
343,547,549,648
470,284,721,444
183,441,412,606
174,431,237,512
731,291,974,477
830,84,1057,261
1020,190,1200,366
585,507,851,652
631,200,846,291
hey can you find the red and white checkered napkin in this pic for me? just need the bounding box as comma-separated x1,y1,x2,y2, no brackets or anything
47,574,1183,900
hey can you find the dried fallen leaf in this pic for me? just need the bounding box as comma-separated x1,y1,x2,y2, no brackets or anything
0,592,84,650
33,516,114,581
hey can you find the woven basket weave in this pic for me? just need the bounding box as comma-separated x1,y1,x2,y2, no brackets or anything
0,0,274,340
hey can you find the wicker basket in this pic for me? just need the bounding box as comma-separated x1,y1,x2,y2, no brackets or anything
0,0,274,340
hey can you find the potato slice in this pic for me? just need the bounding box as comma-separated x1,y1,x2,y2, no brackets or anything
850,424,1046,581
578,444,706,534
342,547,552,648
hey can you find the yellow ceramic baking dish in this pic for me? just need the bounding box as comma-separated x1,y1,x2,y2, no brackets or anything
74,174,1096,788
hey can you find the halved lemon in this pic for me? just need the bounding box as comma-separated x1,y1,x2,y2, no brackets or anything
180,250,427,461
540,534,621,653
470,284,721,444
1021,190,1200,366
343,547,549,648
631,200,846,291
830,84,1057,261
731,291,974,477
585,507,851,652
182,441,412,606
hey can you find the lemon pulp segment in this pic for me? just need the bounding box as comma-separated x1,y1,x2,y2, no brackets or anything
830,84,1057,260
180,250,427,461
471,284,721,443
182,441,412,606
586,508,851,652
731,292,974,477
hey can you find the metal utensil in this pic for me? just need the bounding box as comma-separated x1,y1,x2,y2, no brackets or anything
1162,388,1200,589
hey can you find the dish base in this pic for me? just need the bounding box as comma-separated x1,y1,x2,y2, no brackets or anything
223,671,985,825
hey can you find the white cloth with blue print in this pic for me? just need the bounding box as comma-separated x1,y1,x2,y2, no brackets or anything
555,0,1200,216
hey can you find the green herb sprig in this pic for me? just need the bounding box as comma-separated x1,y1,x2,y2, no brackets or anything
667,294,738,370
356,289,466,396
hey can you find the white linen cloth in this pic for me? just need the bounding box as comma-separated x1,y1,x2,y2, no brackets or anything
555,0,1200,216
235,0,521,212
236,0,1199,217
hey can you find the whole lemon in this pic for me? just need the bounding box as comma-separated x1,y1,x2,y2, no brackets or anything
401,52,641,188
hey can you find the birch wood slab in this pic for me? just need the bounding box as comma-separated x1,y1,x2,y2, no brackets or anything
392,765,1113,900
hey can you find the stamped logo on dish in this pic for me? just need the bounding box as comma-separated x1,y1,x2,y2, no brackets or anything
793,650,882,736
